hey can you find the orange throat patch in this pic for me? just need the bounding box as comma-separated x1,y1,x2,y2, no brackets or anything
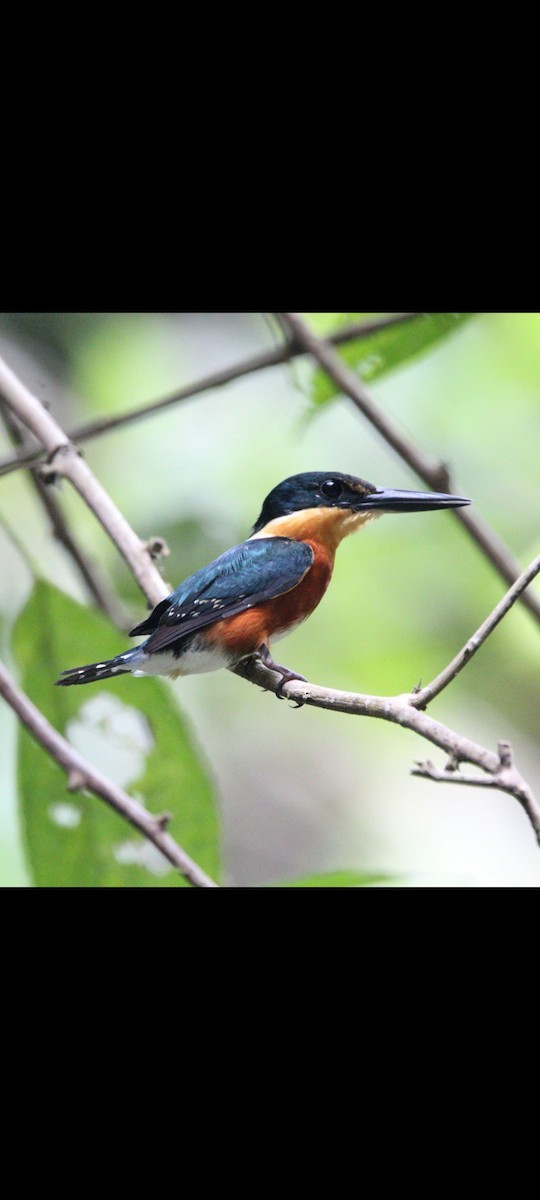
250,506,381,549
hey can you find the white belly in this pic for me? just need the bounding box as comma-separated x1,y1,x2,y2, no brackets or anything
130,642,231,678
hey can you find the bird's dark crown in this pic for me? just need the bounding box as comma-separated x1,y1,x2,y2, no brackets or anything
252,472,377,532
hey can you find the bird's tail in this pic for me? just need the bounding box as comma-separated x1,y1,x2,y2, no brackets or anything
55,648,138,687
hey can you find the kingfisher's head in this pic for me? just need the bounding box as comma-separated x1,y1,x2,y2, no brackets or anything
251,471,470,542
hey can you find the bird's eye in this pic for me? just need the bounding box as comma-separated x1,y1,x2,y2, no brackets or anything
321,479,343,499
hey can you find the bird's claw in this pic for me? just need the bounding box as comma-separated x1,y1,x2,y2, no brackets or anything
255,646,306,706
275,670,307,704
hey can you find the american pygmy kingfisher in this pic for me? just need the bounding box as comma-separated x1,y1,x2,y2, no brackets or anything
56,471,471,693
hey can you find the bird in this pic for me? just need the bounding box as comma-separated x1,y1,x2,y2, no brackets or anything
56,471,471,693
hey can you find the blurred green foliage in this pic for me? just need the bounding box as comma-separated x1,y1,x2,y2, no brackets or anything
308,312,474,404
1,312,539,887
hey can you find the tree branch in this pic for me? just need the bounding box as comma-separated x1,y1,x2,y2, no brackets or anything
280,312,540,626
0,403,130,629
0,355,169,608
281,311,445,480
234,658,540,846
0,659,218,887
412,742,540,840
0,313,420,477
412,552,540,708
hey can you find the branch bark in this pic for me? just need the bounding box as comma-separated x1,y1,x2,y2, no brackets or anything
280,312,540,626
411,742,540,839
0,403,130,628
0,313,420,477
0,659,218,887
0,355,169,607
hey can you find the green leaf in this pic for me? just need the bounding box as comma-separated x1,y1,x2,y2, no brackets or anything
275,870,395,887
310,312,475,405
12,581,220,887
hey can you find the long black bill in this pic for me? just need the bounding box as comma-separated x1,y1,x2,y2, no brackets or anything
358,487,471,513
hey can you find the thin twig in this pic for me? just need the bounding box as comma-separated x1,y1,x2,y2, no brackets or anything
0,403,130,628
0,659,218,887
412,552,540,708
0,313,421,478
0,355,169,608
412,742,540,841
280,312,540,626
233,658,540,846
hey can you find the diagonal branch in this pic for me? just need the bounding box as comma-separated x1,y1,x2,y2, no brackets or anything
280,312,540,626
0,403,130,628
0,354,169,608
412,552,540,708
0,313,421,478
0,659,218,887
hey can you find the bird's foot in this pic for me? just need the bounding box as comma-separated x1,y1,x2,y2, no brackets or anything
258,645,307,705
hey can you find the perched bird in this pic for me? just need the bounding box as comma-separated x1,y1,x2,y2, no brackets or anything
56,471,470,693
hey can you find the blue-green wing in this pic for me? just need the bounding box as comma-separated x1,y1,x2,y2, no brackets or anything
132,537,313,655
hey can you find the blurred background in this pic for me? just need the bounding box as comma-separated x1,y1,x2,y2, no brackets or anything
0,312,539,886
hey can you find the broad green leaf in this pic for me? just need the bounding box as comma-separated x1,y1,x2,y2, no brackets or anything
12,581,220,887
310,312,475,405
275,871,396,887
